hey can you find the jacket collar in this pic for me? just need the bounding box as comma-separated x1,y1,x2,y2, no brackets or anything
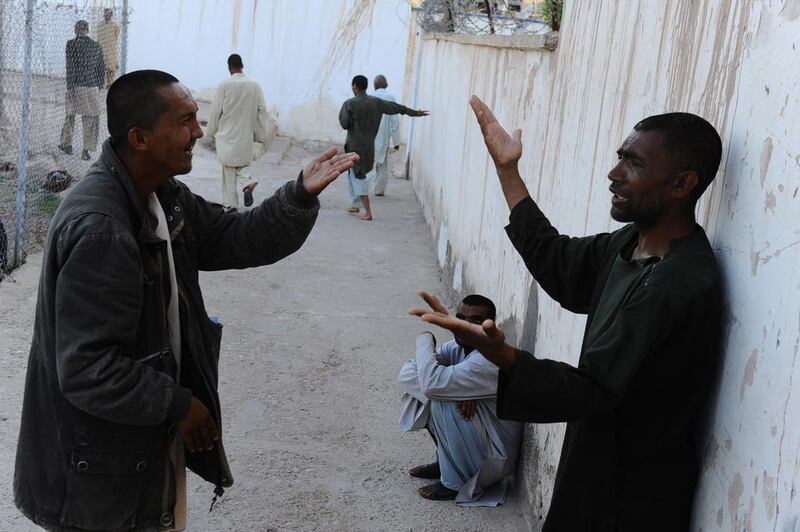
99,139,185,244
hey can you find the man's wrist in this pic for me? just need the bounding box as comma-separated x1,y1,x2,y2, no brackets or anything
293,170,318,206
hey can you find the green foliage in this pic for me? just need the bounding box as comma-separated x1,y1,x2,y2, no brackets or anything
542,0,564,32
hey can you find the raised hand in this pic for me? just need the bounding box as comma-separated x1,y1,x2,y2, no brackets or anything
408,290,517,369
469,95,522,170
302,147,359,195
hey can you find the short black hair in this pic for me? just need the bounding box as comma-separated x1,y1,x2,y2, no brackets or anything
227,54,243,69
75,20,89,34
352,75,368,91
633,112,722,199
461,294,497,320
106,70,179,149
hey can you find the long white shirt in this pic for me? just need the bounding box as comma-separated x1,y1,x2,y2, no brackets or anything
206,73,269,167
371,88,398,164
398,335,522,506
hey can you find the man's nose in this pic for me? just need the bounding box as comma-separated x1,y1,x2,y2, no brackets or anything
191,120,204,139
608,161,623,182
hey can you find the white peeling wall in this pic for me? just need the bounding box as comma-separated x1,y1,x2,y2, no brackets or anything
126,0,413,142
407,1,800,530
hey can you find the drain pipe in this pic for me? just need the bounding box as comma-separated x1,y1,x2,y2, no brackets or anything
404,24,423,180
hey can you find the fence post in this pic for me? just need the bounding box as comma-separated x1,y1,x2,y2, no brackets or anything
13,0,34,268
120,0,129,75
0,0,5,124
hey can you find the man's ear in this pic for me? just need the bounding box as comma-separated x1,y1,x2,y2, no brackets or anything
672,170,699,199
127,127,148,153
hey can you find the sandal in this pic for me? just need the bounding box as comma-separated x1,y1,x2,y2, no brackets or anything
418,481,457,501
408,461,440,479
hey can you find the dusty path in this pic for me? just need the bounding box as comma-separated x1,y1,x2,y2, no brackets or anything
0,137,527,531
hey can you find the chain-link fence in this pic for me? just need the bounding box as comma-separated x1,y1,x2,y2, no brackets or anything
0,0,129,277
417,0,554,35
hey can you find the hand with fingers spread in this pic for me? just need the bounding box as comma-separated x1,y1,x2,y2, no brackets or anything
408,290,517,369
468,95,522,170
178,397,219,453
302,147,359,195
468,95,530,209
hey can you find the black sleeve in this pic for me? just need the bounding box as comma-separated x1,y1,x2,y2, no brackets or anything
505,196,615,313
191,180,319,271
496,283,677,422
377,98,419,116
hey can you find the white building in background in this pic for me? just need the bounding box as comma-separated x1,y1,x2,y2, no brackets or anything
126,0,414,143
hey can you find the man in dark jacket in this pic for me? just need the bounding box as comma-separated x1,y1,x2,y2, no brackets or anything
14,70,357,531
410,96,723,531
59,20,105,161
338,74,428,220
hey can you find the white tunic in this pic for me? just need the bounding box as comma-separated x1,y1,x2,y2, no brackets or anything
206,73,269,167
399,335,523,506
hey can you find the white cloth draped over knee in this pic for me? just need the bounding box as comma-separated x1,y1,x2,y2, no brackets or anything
398,334,523,506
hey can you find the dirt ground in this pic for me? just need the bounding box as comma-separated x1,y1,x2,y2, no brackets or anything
0,134,528,531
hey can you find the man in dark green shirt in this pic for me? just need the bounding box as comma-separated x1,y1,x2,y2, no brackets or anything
338,74,428,220
410,97,723,531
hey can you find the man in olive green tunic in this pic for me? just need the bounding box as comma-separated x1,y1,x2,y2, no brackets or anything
338,74,428,220
411,97,723,532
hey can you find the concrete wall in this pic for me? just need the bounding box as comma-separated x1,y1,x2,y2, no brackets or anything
406,1,800,530
126,0,413,143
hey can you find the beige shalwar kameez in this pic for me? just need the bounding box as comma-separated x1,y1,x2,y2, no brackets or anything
206,73,269,208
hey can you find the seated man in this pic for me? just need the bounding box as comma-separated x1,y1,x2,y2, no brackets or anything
398,294,522,505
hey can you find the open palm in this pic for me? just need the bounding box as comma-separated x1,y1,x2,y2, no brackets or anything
469,95,522,169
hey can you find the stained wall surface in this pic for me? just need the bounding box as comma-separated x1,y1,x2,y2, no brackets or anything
127,0,413,142
405,1,800,530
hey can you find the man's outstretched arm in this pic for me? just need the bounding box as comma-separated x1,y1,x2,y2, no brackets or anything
377,98,429,117
470,95,613,312
409,288,675,423
194,148,358,270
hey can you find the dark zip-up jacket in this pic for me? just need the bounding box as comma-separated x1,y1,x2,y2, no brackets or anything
14,139,319,531
498,196,721,532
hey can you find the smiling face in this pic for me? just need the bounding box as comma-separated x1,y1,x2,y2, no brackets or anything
454,303,493,351
142,83,203,177
607,129,681,226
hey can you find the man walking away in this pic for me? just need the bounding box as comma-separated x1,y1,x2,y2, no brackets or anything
96,8,121,88
59,20,105,161
339,74,428,220
369,75,400,197
399,294,522,505
207,54,269,210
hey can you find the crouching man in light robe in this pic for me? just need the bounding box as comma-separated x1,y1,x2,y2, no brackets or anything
398,294,522,505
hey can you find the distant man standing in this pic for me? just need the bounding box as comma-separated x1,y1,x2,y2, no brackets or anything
207,54,269,210
59,20,105,161
368,75,400,197
339,74,428,220
96,8,121,87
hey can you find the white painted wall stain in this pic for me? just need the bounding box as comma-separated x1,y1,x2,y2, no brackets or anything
126,0,413,142
405,1,800,530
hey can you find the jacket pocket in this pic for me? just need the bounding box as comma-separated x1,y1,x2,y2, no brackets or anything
59,448,150,530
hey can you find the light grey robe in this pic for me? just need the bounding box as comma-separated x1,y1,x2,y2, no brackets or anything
398,334,523,506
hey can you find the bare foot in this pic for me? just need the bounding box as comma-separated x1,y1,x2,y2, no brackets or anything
347,207,360,213
360,213,373,221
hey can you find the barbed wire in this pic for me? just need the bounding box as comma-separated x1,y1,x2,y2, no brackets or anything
417,0,550,36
